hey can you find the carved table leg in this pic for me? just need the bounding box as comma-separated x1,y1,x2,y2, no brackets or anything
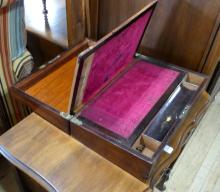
155,168,171,191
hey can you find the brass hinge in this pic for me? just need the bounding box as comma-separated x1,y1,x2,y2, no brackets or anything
60,112,83,126
60,112,74,120
70,117,83,126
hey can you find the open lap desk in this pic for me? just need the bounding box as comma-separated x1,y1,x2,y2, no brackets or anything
5,1,211,189
0,92,209,191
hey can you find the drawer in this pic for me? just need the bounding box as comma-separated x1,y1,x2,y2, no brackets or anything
11,40,89,133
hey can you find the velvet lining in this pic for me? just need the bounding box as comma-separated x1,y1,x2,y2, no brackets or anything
82,10,153,103
81,61,180,138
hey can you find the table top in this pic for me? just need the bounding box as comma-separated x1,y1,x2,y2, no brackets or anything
0,113,148,192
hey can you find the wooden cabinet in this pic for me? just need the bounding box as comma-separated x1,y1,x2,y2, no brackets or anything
24,0,86,49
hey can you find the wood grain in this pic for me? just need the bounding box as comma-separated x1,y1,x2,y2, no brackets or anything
0,113,149,192
85,0,99,40
202,26,220,76
11,41,89,132
66,0,86,47
25,57,77,113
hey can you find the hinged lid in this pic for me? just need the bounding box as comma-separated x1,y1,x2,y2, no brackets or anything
69,0,158,113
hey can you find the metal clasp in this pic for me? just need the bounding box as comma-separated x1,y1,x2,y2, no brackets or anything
163,145,174,155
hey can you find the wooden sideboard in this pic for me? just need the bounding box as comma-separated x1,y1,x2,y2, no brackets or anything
24,0,86,49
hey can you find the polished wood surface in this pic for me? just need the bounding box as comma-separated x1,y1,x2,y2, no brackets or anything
25,57,77,112
202,25,220,76
66,0,86,47
24,0,68,48
86,0,99,40
0,113,148,192
143,0,220,72
12,41,89,132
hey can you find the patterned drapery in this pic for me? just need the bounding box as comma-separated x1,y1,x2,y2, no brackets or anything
0,0,33,129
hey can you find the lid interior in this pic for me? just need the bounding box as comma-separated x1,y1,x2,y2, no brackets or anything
70,1,157,112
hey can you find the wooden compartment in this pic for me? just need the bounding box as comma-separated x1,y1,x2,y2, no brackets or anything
11,41,89,132
11,0,209,182
132,70,207,157
70,56,208,181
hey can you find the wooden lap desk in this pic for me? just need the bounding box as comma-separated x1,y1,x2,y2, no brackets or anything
0,91,209,191
0,2,210,190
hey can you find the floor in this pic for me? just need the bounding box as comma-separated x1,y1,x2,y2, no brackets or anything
166,91,220,192
0,157,21,192
0,92,220,192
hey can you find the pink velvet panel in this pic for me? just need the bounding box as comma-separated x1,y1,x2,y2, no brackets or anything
82,10,153,103
81,61,180,138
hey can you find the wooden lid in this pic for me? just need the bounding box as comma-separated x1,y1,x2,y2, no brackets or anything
70,0,158,113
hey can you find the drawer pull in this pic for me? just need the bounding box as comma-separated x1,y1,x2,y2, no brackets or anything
163,145,174,154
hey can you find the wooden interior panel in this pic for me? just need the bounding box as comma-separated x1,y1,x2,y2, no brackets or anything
186,72,206,86
98,0,152,37
66,0,86,47
141,135,161,152
25,57,77,112
142,0,220,71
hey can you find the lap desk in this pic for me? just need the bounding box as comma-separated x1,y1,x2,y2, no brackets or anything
11,0,209,184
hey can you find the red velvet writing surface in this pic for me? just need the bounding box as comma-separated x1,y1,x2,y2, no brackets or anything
82,10,153,103
81,61,180,138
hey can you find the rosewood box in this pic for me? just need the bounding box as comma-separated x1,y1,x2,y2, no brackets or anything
11,0,208,182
